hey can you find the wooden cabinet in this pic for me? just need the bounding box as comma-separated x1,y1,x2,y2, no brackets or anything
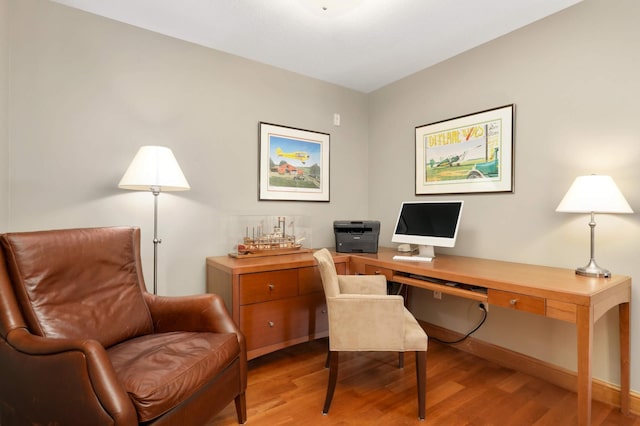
206,252,349,360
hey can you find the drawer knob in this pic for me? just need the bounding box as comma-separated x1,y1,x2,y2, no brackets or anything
268,321,275,328
509,299,518,305
322,309,327,314
268,284,275,291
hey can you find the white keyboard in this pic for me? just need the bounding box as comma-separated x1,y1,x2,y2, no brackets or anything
392,255,433,262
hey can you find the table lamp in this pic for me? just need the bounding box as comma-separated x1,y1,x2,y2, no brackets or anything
556,174,632,278
118,146,190,294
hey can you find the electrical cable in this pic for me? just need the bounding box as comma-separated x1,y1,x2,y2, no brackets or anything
390,283,405,295
429,303,488,344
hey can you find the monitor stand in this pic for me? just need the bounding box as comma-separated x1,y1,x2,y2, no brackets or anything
392,245,435,262
416,245,435,259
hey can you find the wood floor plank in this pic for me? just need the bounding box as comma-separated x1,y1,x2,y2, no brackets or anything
210,338,640,425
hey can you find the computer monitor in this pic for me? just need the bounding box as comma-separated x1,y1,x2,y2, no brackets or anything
391,200,463,260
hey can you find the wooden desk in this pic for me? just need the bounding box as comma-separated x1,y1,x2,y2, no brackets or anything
349,248,631,426
206,248,630,425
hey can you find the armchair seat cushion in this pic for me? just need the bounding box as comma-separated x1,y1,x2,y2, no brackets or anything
108,331,240,422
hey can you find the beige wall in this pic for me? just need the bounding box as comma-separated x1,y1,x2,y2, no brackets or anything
369,0,640,388
3,0,639,393
0,0,8,231
5,0,369,294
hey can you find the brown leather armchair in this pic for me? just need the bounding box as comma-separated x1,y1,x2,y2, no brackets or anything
0,226,247,425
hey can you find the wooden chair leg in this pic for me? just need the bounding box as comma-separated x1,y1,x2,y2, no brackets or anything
325,348,330,368
234,392,247,424
415,351,427,420
323,351,339,415
398,352,404,368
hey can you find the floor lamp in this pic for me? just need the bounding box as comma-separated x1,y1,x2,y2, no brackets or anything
556,174,632,278
118,146,190,294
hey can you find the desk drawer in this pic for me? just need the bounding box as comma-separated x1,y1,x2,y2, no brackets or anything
239,270,298,305
350,260,366,275
488,289,545,315
364,265,394,281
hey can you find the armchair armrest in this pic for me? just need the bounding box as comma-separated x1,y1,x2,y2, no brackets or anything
143,293,248,390
327,294,405,351
2,328,137,425
338,274,387,295
144,293,240,335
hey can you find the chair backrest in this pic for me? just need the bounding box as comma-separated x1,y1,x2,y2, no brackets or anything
312,248,340,298
0,227,154,348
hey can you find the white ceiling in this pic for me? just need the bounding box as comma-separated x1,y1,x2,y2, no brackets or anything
51,0,582,93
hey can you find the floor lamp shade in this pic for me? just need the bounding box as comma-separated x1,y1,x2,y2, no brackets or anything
118,146,190,294
118,146,190,192
556,175,632,278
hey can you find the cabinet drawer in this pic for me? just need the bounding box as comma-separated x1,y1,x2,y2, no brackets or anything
307,292,329,336
299,266,322,295
298,263,347,295
488,289,545,315
240,295,325,351
364,265,394,281
239,270,298,305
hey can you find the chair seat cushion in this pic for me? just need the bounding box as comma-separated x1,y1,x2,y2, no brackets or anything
108,331,240,422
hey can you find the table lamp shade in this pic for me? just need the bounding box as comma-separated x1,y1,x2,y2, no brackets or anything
556,175,632,214
556,174,632,278
118,146,190,192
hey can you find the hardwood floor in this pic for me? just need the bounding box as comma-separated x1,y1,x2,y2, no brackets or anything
211,338,639,425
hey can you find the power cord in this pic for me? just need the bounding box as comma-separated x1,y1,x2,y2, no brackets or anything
389,283,405,295
429,302,488,344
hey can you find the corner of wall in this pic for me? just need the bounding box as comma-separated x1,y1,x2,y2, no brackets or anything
0,0,9,232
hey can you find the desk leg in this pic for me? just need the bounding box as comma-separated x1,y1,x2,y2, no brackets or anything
619,302,630,415
576,305,593,426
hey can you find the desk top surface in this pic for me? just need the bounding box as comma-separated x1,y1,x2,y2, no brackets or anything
352,248,631,304
207,247,630,305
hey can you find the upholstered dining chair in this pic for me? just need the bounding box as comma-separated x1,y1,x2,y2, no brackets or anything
0,226,247,425
312,248,428,420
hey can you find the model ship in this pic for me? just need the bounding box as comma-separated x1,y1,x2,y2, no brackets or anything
236,216,304,256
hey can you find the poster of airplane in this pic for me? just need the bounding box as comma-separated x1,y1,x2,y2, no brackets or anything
259,122,330,201
415,104,514,195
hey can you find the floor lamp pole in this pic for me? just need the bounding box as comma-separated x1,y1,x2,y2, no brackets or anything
119,147,190,295
152,188,161,295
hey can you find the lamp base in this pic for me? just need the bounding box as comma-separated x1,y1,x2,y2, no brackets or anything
575,259,611,278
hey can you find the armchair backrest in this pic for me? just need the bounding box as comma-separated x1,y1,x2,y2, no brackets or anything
0,227,153,348
312,248,340,298
0,247,25,340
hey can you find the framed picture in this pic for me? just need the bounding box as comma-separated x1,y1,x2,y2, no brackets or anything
259,122,330,201
415,104,514,195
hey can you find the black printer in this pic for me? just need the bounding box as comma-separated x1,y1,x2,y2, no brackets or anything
333,220,380,253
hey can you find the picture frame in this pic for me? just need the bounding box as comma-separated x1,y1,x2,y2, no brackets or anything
415,104,514,195
259,122,330,202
